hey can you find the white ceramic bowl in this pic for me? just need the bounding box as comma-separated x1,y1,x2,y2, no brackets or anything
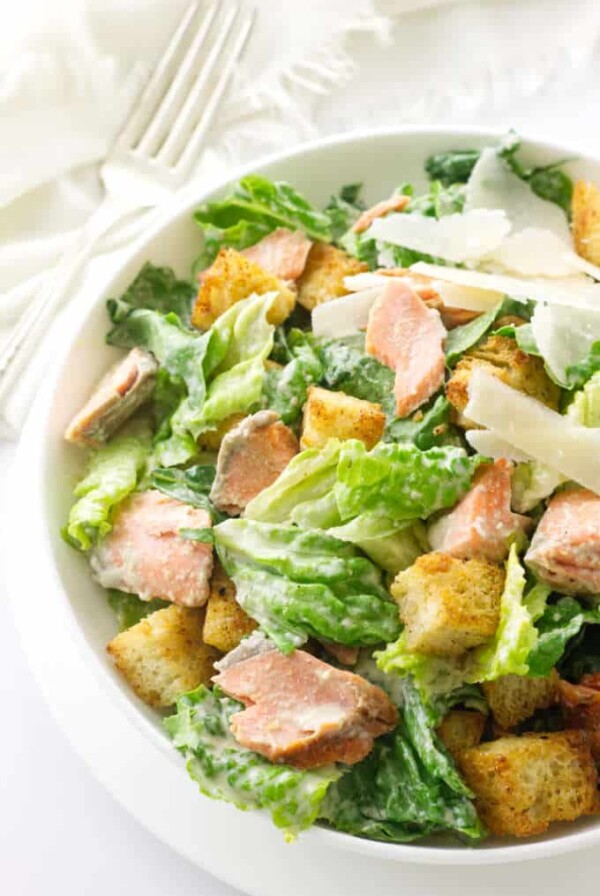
7,128,600,886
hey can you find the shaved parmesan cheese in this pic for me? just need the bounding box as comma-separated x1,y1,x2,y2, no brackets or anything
488,227,600,280
530,303,600,385
465,147,571,241
434,281,504,312
464,369,600,494
366,209,511,264
466,430,532,463
343,273,391,292
311,287,381,339
411,262,600,310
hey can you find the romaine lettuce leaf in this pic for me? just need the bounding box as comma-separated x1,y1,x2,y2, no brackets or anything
334,441,484,523
263,329,324,424
444,302,503,367
165,685,340,839
318,334,395,411
328,514,428,575
527,596,600,677
320,676,485,842
385,393,461,450
425,150,481,186
65,433,148,550
193,175,332,270
324,183,365,240
107,590,168,631
149,464,225,522
108,262,196,325
214,519,401,653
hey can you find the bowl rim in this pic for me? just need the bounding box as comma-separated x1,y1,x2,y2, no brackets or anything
11,123,600,869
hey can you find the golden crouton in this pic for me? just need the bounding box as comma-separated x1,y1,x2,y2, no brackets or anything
391,552,504,656
192,247,296,329
483,670,559,730
437,709,486,758
202,562,257,654
197,413,245,452
446,335,561,424
107,605,219,709
457,732,598,837
572,180,600,266
301,386,385,450
296,242,367,311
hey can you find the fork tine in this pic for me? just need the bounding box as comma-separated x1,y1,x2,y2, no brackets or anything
156,1,244,168
116,0,200,150
135,0,219,158
172,7,254,176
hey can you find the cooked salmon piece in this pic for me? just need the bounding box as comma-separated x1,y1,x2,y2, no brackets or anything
525,488,600,595
210,411,298,515
370,269,482,329
319,642,359,666
428,459,532,562
365,279,447,417
90,490,213,607
351,194,410,234
241,228,312,282
65,348,157,446
213,650,398,769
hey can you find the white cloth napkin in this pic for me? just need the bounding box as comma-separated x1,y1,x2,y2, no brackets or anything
2,0,600,435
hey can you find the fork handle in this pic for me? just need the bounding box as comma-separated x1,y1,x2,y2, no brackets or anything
0,195,137,414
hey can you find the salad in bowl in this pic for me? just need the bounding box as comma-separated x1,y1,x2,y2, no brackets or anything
62,133,600,847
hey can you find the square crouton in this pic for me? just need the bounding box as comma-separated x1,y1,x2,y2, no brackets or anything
391,552,504,656
202,562,257,654
192,247,296,330
296,242,367,311
301,386,385,450
446,335,560,423
482,670,559,730
437,709,486,758
107,605,219,709
457,732,598,837
572,180,600,266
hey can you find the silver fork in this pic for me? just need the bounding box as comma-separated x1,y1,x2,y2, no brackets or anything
0,0,254,414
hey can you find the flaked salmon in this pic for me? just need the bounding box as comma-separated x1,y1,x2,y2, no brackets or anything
90,489,213,607
213,650,397,769
525,488,600,595
365,279,446,417
352,194,410,234
241,228,313,282
65,348,157,447
428,459,531,562
210,411,298,515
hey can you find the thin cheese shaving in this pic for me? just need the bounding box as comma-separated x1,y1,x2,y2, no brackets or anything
488,227,600,280
530,303,600,385
366,209,511,264
464,369,600,494
466,430,532,463
411,262,600,310
465,146,571,240
311,287,381,339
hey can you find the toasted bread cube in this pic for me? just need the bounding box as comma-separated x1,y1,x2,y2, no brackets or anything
192,248,296,330
301,386,385,450
107,605,219,708
296,242,367,311
457,732,598,837
437,709,486,758
483,670,559,730
391,552,504,656
202,562,257,653
572,180,600,266
446,335,560,425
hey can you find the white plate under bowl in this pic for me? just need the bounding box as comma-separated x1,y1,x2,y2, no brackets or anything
6,128,600,891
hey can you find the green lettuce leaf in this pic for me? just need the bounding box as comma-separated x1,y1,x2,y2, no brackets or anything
328,514,428,575
193,175,333,270
149,464,225,522
214,519,401,653
318,334,395,411
424,150,481,186
165,685,340,839
263,329,324,424
558,624,600,681
385,394,461,450
109,262,196,325
334,441,483,523
324,183,365,241
65,433,148,550
444,302,503,367
107,590,168,631
527,596,600,677
320,676,485,842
